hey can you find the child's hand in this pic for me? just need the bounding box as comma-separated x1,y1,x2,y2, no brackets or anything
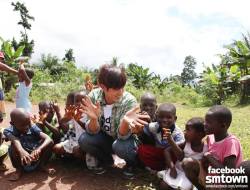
169,167,177,179
20,150,33,166
162,128,172,140
31,149,41,161
39,112,48,123
64,105,76,119
51,101,60,113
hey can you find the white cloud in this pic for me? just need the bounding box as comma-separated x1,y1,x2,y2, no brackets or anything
1,0,249,77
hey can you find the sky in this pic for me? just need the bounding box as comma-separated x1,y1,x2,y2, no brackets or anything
0,0,249,77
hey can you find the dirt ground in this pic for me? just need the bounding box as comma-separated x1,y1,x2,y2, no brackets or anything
0,102,156,190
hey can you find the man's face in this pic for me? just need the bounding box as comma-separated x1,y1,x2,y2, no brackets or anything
102,86,124,104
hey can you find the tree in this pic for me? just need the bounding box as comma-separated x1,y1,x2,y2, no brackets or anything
181,56,197,86
11,1,35,57
126,63,154,89
63,48,75,62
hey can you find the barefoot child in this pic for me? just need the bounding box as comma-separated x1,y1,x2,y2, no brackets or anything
138,103,185,171
16,60,34,113
3,108,54,181
0,112,8,171
158,117,207,190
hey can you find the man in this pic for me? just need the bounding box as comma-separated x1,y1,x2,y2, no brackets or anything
79,64,150,178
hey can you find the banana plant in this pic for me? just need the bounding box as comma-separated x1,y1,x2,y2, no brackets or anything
0,36,25,66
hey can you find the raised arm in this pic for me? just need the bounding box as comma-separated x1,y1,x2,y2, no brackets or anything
0,62,18,75
18,64,31,86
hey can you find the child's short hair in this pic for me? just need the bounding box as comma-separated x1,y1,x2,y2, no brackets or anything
25,69,34,79
186,117,204,133
98,64,126,89
157,103,176,116
207,105,232,126
66,91,76,105
38,101,50,110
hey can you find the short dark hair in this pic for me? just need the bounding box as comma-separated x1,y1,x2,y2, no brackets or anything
25,69,34,79
98,64,126,89
157,103,176,116
207,105,232,126
186,117,205,133
66,91,76,106
38,101,50,111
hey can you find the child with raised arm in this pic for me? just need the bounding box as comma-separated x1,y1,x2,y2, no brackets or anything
16,61,34,113
53,91,87,159
158,117,207,190
34,101,61,143
137,103,185,171
4,108,54,181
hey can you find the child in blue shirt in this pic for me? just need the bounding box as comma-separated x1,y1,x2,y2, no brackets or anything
4,108,54,181
138,103,185,171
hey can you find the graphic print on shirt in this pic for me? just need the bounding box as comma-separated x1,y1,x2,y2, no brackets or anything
101,105,113,136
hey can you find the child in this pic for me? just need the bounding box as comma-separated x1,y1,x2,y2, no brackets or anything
158,117,207,190
35,101,61,143
137,103,185,171
140,92,157,122
53,91,87,159
184,105,243,189
138,92,158,145
0,112,8,171
3,108,54,181
16,61,34,113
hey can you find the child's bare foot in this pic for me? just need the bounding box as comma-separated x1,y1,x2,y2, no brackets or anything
40,166,56,175
8,170,22,181
0,163,9,171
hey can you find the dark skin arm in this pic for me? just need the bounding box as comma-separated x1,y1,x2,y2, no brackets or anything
43,121,61,137
204,153,237,169
163,128,185,161
31,132,53,160
164,148,178,178
8,134,33,165
0,62,18,74
18,64,31,86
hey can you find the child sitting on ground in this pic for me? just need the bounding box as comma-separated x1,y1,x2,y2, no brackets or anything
158,117,207,190
53,91,87,159
15,60,34,113
137,103,185,171
183,105,243,189
33,101,62,143
4,108,54,181
0,112,8,171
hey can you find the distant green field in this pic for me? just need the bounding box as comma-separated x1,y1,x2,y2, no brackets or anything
175,104,250,160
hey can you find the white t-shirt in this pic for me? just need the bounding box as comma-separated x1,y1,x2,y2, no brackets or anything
102,104,113,136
